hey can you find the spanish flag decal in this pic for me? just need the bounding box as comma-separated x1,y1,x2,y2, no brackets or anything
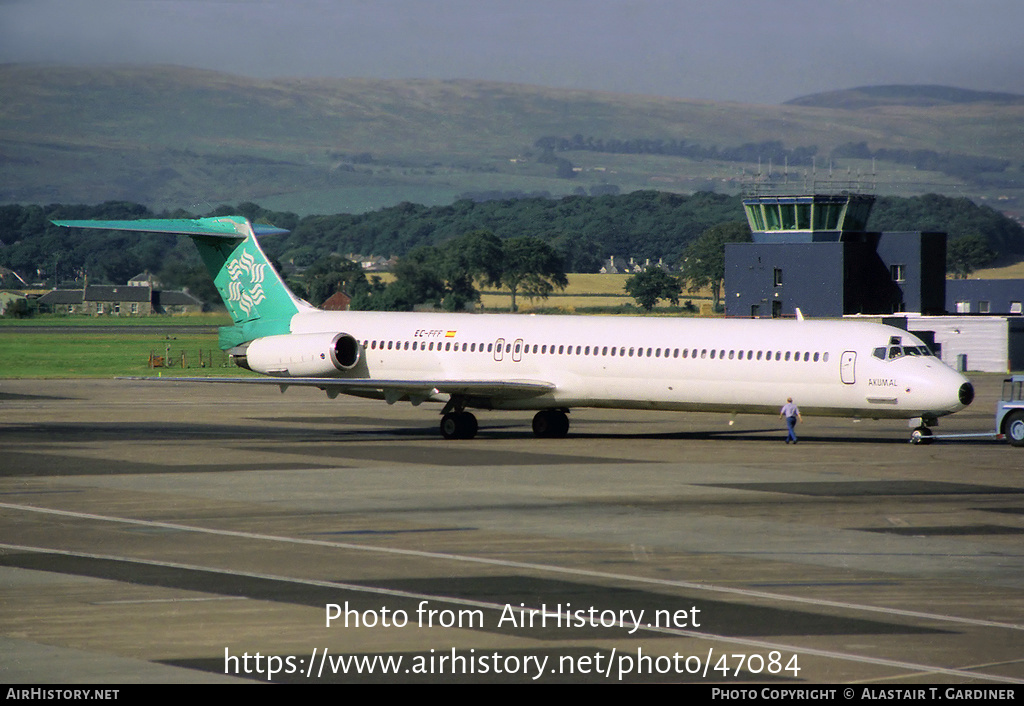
445,330,457,338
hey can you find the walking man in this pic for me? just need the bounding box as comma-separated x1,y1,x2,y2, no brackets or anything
780,397,801,444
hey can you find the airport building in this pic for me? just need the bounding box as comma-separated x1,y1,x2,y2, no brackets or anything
726,193,946,318
725,190,1023,372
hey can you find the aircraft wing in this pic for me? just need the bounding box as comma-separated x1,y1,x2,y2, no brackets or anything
125,376,555,404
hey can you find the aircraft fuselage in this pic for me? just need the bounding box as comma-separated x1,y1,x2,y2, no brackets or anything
281,309,971,421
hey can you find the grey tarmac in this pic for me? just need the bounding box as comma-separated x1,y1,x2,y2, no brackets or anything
1,376,1022,683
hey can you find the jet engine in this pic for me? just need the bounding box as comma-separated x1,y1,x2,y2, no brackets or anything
231,332,360,377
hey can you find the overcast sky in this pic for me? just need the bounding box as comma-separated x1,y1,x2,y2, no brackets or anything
2,0,1022,104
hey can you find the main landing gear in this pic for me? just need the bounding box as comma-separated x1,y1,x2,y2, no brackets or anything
532,409,569,438
438,406,571,440
440,411,478,440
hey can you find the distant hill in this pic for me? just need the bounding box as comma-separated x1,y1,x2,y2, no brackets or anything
1,66,1021,215
785,85,1024,109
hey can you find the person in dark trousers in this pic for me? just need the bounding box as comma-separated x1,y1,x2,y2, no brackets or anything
780,397,801,444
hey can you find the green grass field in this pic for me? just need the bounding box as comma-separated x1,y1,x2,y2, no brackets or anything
0,313,233,328
0,330,253,379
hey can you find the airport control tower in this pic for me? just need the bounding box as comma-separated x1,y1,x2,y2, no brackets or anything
726,190,946,318
741,193,875,242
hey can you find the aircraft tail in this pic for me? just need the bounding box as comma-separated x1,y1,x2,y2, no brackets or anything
52,216,313,348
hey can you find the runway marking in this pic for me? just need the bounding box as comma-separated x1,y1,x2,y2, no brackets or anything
2,540,1020,684
3,501,1023,639
95,597,246,605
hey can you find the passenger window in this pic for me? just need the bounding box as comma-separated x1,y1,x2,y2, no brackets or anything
710,350,717,359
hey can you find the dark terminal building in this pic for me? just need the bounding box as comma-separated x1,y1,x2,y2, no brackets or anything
726,192,946,318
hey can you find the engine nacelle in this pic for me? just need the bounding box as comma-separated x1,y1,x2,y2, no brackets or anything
231,332,360,377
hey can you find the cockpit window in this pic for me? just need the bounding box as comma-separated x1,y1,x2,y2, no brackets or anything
876,343,934,361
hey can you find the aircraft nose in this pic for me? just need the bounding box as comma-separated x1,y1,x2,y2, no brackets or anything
959,382,974,407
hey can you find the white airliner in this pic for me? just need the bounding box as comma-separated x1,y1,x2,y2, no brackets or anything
53,216,974,441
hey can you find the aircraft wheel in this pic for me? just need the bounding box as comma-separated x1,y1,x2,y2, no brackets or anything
910,426,933,445
458,411,478,439
440,412,477,440
533,410,569,438
1004,411,1024,447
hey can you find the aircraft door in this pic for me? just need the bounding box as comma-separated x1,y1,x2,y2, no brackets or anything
840,351,856,384
512,338,524,362
493,338,505,362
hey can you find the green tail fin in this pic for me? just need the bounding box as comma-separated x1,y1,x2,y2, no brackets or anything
52,216,312,348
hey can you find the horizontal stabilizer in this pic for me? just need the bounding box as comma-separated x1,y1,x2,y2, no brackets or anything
52,216,289,238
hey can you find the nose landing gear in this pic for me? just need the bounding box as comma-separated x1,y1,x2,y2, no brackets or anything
910,426,934,445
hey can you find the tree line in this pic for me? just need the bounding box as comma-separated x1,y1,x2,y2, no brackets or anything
1,191,1020,309
536,135,820,167
295,231,567,312
830,142,1011,183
